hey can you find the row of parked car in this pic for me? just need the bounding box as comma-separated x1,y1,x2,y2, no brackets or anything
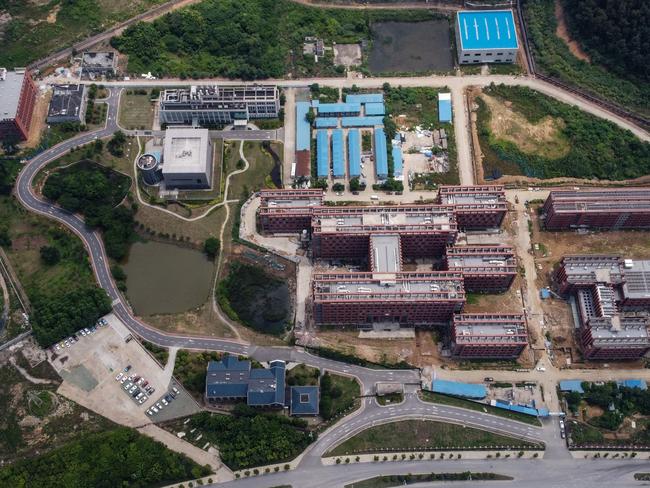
146,386,180,417
115,364,155,405
53,318,109,352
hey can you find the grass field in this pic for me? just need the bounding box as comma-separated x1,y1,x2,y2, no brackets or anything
228,141,282,199
286,364,320,387
118,90,156,130
420,391,542,426
0,0,167,67
327,419,541,456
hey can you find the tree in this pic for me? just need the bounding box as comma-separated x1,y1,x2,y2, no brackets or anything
203,237,220,259
107,130,126,157
349,177,361,192
332,182,344,192
0,225,11,247
306,108,315,125
39,246,61,265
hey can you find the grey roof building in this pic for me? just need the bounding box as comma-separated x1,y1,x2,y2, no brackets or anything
290,386,319,416
47,84,87,124
81,52,117,77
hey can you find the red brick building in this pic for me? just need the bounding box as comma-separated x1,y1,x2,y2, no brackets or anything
0,68,37,142
438,185,507,229
451,313,528,359
444,245,517,293
543,189,650,231
257,189,323,234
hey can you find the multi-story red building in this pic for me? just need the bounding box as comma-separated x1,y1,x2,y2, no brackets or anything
257,189,323,234
313,272,465,326
438,185,507,229
543,189,650,231
311,205,457,259
0,68,37,142
451,313,528,359
555,255,650,360
444,245,517,293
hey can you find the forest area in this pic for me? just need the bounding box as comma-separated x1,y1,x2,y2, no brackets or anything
110,0,438,79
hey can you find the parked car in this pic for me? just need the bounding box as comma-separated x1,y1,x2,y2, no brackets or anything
151,406,158,414
168,391,176,399
142,381,149,388
115,373,124,381
135,392,143,400
129,385,138,394
164,395,173,403
120,376,128,384
156,402,163,410
79,329,87,337
172,386,180,395
146,409,153,416
100,318,108,326
64,340,71,348
124,382,133,391
137,378,145,386
124,365,132,372
484,377,494,382
83,328,91,335
139,396,148,404
161,398,169,406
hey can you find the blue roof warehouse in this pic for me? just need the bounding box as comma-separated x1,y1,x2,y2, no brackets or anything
455,10,519,65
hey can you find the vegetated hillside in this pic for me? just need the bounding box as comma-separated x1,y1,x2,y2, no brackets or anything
0,427,210,487
110,0,439,79
522,0,650,117
562,0,649,83
477,84,650,181
0,0,167,66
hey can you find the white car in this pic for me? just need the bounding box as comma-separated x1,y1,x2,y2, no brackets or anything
115,372,124,381
146,409,153,416
151,406,159,413
156,402,163,410
161,398,169,406
129,385,138,394
139,396,148,404
124,382,133,391
83,328,91,335
120,376,128,384
79,329,86,337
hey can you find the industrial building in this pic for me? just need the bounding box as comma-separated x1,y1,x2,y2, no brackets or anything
316,129,329,178
136,153,163,186
347,129,361,178
455,10,519,64
294,101,312,178
451,313,528,358
331,129,345,178
161,128,213,189
47,84,87,124
554,255,650,360
257,189,323,234
0,68,37,142
438,185,507,229
374,128,388,179
444,245,517,292
81,51,117,77
542,189,650,230
159,85,279,126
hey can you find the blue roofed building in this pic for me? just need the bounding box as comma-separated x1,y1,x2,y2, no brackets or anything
295,102,312,151
316,102,361,117
431,379,487,399
617,379,647,390
247,360,286,407
438,93,452,123
455,10,519,64
365,102,385,116
345,93,384,104
347,129,361,178
341,116,385,128
314,117,339,128
290,386,320,415
559,380,585,394
331,129,345,178
392,145,403,179
374,128,388,179
316,130,329,178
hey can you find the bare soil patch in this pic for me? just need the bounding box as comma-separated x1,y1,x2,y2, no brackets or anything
554,0,591,63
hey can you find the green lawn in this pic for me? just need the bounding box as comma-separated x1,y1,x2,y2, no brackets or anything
420,391,542,427
286,364,320,387
228,141,282,199
327,419,542,456
320,372,361,421
118,89,156,130
376,393,403,406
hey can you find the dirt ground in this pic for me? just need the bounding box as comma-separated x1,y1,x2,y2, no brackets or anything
333,44,362,67
554,0,591,63
21,88,51,149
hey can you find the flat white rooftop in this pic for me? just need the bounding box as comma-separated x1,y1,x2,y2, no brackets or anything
162,128,210,175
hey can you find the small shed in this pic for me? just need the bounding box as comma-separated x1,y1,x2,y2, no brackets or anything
438,93,452,123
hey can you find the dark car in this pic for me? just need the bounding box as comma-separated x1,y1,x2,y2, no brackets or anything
484,377,494,382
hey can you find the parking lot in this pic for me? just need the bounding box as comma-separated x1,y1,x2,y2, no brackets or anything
49,313,199,427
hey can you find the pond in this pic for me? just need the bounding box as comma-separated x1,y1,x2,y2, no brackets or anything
123,241,214,316
369,20,453,73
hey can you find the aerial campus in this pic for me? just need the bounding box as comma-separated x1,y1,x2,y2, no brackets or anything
0,1,649,487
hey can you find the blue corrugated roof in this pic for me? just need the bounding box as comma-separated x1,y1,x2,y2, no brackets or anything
559,380,584,393
438,94,452,123
392,145,403,177
331,129,345,178
341,116,385,128
290,386,319,415
346,93,384,104
457,10,519,50
314,117,339,128
347,129,361,178
317,102,360,115
618,379,647,390
374,128,388,178
493,400,540,417
206,383,248,398
432,379,487,399
316,130,329,178
365,102,385,116
296,102,312,151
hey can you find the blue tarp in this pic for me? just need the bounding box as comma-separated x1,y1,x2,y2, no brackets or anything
617,379,647,390
347,129,361,178
374,128,388,179
341,116,385,128
365,102,385,116
457,10,519,51
317,102,361,115
314,117,339,128
432,379,487,399
346,93,384,104
296,102,312,151
392,145,403,177
331,129,345,178
316,130,329,178
559,380,584,393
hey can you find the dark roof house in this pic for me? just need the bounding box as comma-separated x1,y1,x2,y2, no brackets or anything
289,386,319,416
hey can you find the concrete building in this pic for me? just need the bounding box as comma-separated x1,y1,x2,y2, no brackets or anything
444,245,517,293
159,85,279,126
452,313,528,358
543,189,650,230
47,84,87,124
81,51,117,77
162,128,212,189
257,189,324,234
0,68,37,142
455,10,519,64
555,255,650,360
438,185,507,229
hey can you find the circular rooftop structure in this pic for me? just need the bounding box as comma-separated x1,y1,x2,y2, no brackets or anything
137,153,163,185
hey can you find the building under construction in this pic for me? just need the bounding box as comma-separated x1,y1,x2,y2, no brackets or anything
444,245,517,293
542,189,650,231
555,255,650,360
451,313,528,358
437,185,507,229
